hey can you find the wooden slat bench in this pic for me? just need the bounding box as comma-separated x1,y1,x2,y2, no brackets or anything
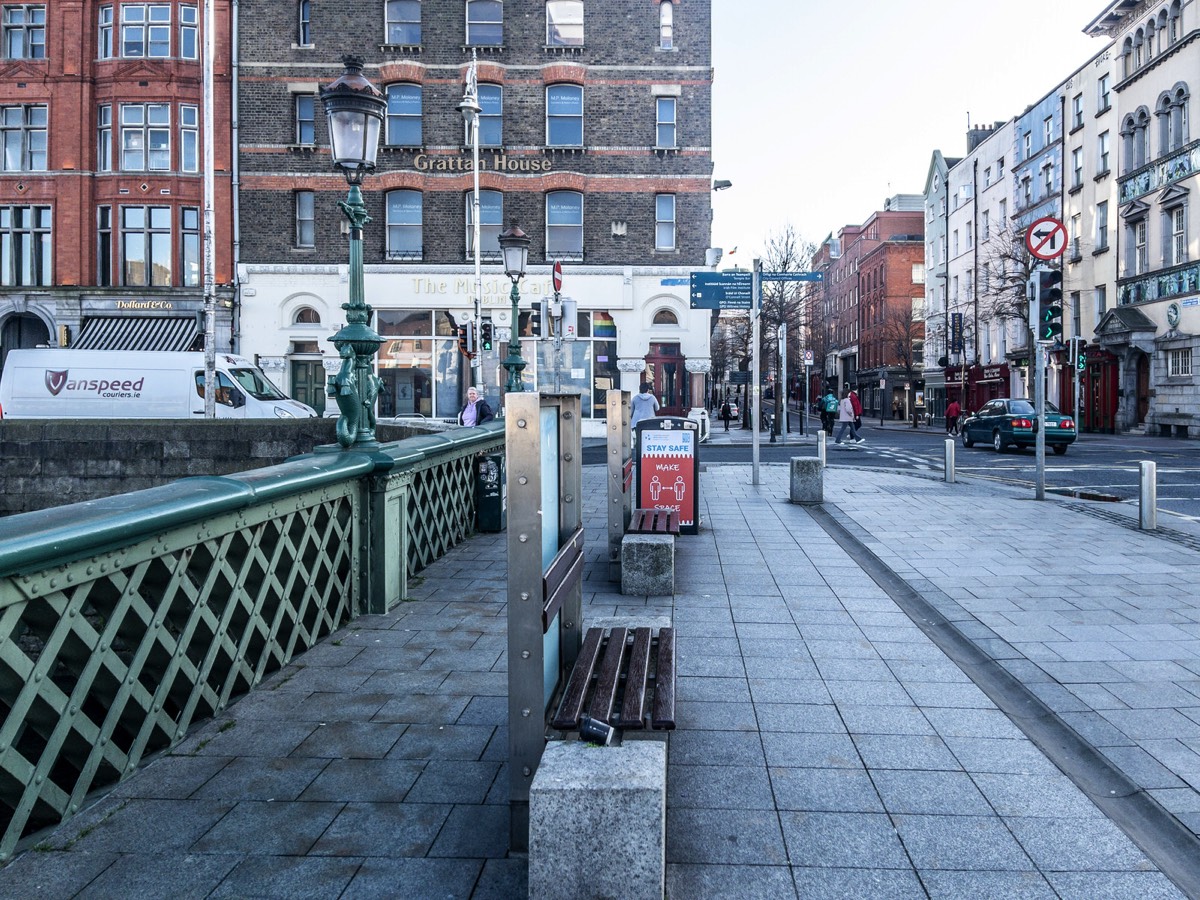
551,626,676,732
628,508,680,536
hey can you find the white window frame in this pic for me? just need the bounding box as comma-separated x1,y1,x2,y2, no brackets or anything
296,94,316,145
466,188,502,260
0,103,47,171
385,189,423,259
658,1,672,49
655,193,675,251
1168,348,1192,377
546,0,583,47
1169,204,1187,266
466,0,502,46
476,83,502,147
2,3,45,59
179,104,198,172
655,96,676,149
1071,147,1083,188
1099,73,1111,111
546,83,582,147
120,102,170,171
180,4,197,59
99,5,113,58
385,0,420,45
98,104,112,171
295,190,315,248
546,190,583,260
1072,93,1083,129
385,83,423,147
1098,131,1110,173
1096,200,1109,250
121,4,171,58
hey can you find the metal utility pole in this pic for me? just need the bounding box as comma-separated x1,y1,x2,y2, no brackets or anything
778,322,787,443
202,0,216,417
751,259,761,485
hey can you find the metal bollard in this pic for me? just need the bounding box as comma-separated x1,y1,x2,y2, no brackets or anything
817,430,826,468
1139,460,1157,530
944,438,956,484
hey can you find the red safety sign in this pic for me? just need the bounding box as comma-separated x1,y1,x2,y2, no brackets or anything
1025,216,1067,261
552,260,563,293
635,418,699,533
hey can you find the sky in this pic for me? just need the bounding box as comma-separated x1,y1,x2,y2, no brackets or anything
710,0,1113,265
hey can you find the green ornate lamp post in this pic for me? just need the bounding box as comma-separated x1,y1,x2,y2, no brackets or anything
498,220,531,393
320,56,386,449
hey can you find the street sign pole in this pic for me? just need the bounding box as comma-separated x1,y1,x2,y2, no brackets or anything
751,259,761,486
1034,338,1046,501
778,323,787,444
804,363,810,437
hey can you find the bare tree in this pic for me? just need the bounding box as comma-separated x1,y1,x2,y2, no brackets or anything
758,226,818,427
878,298,925,424
978,221,1037,327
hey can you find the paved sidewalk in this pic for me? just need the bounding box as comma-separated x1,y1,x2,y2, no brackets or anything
4,462,1200,898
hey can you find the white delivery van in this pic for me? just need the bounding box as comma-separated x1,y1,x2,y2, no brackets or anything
0,350,317,419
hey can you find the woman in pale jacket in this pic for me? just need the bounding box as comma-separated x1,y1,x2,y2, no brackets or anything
833,389,864,445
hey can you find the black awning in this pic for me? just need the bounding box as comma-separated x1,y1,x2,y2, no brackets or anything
73,316,201,352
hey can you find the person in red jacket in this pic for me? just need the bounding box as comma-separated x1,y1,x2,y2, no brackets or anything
945,399,962,435
848,388,863,430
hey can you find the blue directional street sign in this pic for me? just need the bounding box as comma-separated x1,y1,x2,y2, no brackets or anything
761,271,824,282
690,271,753,310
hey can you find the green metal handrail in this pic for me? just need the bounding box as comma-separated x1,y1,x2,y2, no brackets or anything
0,422,504,860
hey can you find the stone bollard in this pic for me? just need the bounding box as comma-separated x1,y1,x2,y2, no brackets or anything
789,457,823,504
816,430,826,468
529,741,667,900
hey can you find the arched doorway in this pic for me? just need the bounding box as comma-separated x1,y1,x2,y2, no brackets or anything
1135,351,1150,425
0,312,51,373
643,342,687,416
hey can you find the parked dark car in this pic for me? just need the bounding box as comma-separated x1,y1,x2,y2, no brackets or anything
960,398,1077,454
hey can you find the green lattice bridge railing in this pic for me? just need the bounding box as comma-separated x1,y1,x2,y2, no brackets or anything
0,422,504,861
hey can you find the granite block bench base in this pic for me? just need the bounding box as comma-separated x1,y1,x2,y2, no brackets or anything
528,740,667,900
790,456,823,504
620,533,674,595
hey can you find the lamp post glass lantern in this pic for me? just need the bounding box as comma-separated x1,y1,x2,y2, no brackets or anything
498,220,531,393
321,56,386,448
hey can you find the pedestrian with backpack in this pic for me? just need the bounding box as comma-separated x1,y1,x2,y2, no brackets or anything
821,390,838,435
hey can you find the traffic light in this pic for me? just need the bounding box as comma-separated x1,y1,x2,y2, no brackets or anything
456,322,475,358
1077,351,1086,372
529,300,546,339
480,321,493,352
1034,267,1063,341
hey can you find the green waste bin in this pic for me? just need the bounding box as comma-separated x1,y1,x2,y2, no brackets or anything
476,453,506,532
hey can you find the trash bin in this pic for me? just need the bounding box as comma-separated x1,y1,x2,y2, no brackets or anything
476,453,506,532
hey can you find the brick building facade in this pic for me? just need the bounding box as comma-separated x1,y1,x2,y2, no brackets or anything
236,0,715,424
0,1,236,370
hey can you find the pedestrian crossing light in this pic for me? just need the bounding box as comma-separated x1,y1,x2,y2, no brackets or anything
457,322,475,358
480,321,493,351
1034,267,1063,341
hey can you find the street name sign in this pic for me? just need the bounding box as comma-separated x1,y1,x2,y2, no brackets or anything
689,271,753,310
1025,216,1067,261
761,271,824,282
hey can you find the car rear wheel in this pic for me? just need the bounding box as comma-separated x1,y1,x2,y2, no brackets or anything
992,429,1007,452
961,428,974,448
1052,444,1068,455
